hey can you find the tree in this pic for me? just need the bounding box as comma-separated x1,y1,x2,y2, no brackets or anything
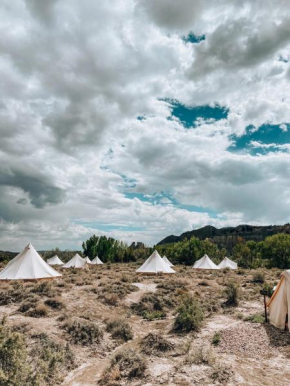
262,234,290,268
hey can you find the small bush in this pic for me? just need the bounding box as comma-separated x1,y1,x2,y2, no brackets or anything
174,296,203,332
244,314,265,323
211,364,233,383
100,348,146,384
63,319,103,345
212,332,221,346
223,281,239,307
27,304,49,318
252,272,265,284
143,310,166,320
45,297,65,310
31,281,57,297
103,293,119,306
140,333,174,356
105,319,133,342
262,282,274,297
185,344,215,366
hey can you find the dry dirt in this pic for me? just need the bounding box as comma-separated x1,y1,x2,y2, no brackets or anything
0,264,289,386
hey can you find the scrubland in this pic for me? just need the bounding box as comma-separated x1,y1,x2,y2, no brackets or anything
0,263,290,385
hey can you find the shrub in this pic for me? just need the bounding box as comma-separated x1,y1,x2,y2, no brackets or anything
0,319,32,384
100,348,146,384
30,333,75,384
252,272,265,284
262,282,274,297
244,314,265,323
45,297,65,310
185,344,215,366
31,281,56,297
211,364,233,383
140,333,174,356
27,303,49,318
103,293,119,306
223,281,239,307
212,332,221,346
105,319,133,342
63,319,103,345
174,296,203,332
142,310,166,320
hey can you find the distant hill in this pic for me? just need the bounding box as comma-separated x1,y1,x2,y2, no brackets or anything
157,224,290,250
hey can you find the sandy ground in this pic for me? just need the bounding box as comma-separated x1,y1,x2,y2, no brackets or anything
1,265,289,386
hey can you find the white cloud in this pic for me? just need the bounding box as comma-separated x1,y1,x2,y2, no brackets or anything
1,0,290,250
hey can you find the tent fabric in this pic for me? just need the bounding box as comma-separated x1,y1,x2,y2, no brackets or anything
0,243,62,280
267,270,290,331
91,256,103,265
193,254,220,270
62,254,86,269
218,257,237,269
83,256,93,265
47,255,64,266
162,255,174,267
136,250,175,274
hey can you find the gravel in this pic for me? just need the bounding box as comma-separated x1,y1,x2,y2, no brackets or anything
218,322,278,358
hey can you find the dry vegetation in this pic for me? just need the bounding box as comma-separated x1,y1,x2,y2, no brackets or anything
0,262,290,385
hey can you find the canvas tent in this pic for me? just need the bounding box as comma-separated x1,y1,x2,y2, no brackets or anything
0,243,62,281
267,270,290,331
91,256,103,265
62,253,86,269
47,255,64,266
193,254,220,269
83,256,93,265
136,250,175,274
162,255,174,267
218,257,237,269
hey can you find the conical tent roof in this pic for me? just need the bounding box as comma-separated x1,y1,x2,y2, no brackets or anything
91,256,103,265
267,270,290,331
218,257,237,269
136,250,175,274
47,255,64,266
162,255,174,267
62,254,86,269
193,254,220,269
83,256,93,265
0,243,62,280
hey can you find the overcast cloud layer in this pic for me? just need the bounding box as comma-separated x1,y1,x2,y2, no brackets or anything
1,0,290,251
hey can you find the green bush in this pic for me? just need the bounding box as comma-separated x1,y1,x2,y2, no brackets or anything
174,296,203,332
100,348,146,384
140,333,174,356
105,319,133,342
244,314,265,323
212,332,221,346
45,297,65,310
0,319,32,385
63,319,103,345
252,272,265,284
223,282,239,307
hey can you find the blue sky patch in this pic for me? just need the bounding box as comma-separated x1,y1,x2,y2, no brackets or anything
167,100,229,128
182,32,205,44
228,123,290,155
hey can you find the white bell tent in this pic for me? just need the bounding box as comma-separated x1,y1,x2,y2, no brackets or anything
267,270,290,331
47,255,64,266
162,255,174,267
0,243,62,281
193,254,220,270
83,256,93,265
62,253,86,269
91,256,103,265
136,250,175,274
218,257,237,269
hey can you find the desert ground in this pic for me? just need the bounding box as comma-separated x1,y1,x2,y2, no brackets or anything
1,264,290,386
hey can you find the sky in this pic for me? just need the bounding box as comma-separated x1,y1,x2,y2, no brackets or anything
1,0,290,251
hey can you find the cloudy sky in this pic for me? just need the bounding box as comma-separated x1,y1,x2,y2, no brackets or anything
1,0,290,251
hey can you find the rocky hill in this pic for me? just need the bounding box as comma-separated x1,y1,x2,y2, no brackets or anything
157,223,290,249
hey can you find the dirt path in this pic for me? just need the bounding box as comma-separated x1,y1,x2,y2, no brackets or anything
62,281,158,386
